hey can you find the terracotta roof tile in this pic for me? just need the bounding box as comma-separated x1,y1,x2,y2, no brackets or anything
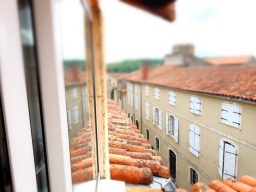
206,56,252,65
123,65,256,102
70,100,171,188
187,176,256,192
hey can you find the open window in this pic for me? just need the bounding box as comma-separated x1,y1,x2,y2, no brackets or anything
218,140,238,179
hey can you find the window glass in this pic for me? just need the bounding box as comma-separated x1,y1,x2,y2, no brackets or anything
190,168,198,184
59,0,94,188
18,0,49,190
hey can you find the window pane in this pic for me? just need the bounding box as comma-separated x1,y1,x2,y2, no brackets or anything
59,0,94,188
18,0,49,190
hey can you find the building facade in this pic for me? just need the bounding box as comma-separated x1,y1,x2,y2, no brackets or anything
119,65,256,190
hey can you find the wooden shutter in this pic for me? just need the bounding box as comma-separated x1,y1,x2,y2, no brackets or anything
223,142,237,179
194,126,200,156
221,103,230,124
189,125,194,154
174,117,179,143
231,105,241,128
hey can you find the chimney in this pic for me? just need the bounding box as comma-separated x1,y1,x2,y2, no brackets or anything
164,44,195,65
71,66,80,82
142,64,149,80
173,44,194,56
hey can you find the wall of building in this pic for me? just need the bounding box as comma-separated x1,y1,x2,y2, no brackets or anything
65,84,89,139
140,83,256,190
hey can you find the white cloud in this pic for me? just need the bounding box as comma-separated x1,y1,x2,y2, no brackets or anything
60,0,256,63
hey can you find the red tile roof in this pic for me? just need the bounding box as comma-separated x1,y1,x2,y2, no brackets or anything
178,175,256,192
206,56,252,65
122,65,256,102
64,69,86,87
70,100,170,190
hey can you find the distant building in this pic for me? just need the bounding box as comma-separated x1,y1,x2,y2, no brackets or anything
64,69,89,139
118,57,256,189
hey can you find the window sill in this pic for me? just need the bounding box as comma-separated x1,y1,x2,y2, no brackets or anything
73,179,126,192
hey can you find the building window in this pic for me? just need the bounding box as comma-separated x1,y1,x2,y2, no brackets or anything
153,107,162,128
221,103,241,128
127,83,133,106
155,137,160,151
190,168,199,184
67,110,72,129
72,105,79,124
146,129,150,140
189,96,201,115
166,114,179,142
145,85,149,96
219,140,238,179
128,113,130,118
154,88,160,100
71,88,78,99
134,85,139,110
168,91,176,106
145,102,150,120
189,124,200,157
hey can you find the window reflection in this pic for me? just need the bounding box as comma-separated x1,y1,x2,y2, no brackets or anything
18,0,49,191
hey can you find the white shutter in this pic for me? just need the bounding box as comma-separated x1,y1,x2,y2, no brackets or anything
68,110,72,129
218,141,224,176
194,127,200,156
231,105,241,128
223,142,237,179
174,117,179,143
189,97,194,113
159,109,162,129
153,107,155,125
166,113,169,135
189,125,194,154
221,103,230,124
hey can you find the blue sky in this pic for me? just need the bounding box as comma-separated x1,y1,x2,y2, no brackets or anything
60,0,256,63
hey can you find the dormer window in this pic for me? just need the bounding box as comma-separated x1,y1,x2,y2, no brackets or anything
168,91,176,106
189,96,201,115
154,88,160,100
221,103,241,128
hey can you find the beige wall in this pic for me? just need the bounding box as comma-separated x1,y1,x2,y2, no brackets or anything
139,83,256,190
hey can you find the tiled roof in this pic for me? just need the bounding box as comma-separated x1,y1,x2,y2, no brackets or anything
177,175,256,192
206,56,252,65
122,65,256,102
70,100,170,191
64,69,86,87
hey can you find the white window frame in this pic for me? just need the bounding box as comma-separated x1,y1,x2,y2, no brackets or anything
0,2,38,190
145,102,150,120
168,91,176,106
221,103,242,129
153,107,162,129
33,0,73,190
165,113,179,143
218,139,238,179
154,88,160,100
155,137,160,151
189,124,200,157
145,85,149,96
189,96,202,115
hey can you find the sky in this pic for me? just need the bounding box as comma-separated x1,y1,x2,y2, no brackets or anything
60,0,256,63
